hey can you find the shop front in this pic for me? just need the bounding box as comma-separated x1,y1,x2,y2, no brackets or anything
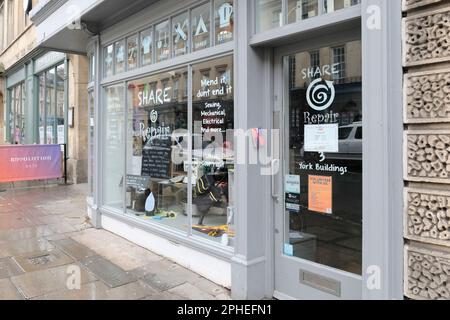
31,0,404,300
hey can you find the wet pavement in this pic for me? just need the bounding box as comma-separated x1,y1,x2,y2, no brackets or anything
0,184,231,300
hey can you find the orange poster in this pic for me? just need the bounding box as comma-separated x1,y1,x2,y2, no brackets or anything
308,175,333,214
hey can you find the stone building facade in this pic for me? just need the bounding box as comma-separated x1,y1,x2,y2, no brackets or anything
403,0,450,300
0,0,89,184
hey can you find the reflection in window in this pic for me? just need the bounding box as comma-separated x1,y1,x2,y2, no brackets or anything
115,40,126,74
192,3,211,52
127,35,138,70
324,0,360,13
126,68,188,234
287,0,318,23
103,85,125,209
332,46,346,84
56,65,65,144
104,44,114,77
173,12,189,57
286,40,362,275
255,0,282,33
192,55,235,246
156,20,170,62
215,0,234,45
9,83,26,145
140,28,153,66
45,69,56,144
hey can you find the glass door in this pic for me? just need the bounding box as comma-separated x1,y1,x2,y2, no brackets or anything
274,35,363,300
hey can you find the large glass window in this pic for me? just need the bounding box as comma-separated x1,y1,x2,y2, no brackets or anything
45,69,56,144
191,55,235,246
102,54,235,247
9,83,26,145
126,68,188,232
37,63,67,145
88,90,95,197
56,65,66,144
103,85,125,209
284,40,362,274
256,0,361,33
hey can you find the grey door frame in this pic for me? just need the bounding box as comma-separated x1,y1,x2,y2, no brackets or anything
273,28,363,300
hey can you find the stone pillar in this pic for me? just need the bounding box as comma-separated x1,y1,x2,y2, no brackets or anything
67,54,89,184
403,0,450,300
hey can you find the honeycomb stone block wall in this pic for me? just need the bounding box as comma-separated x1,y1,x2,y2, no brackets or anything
404,69,450,123
405,188,450,245
403,0,450,300
405,244,450,300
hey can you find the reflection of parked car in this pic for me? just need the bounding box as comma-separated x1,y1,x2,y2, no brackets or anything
326,122,362,161
300,122,362,161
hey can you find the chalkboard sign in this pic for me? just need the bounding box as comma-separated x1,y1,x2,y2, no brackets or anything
126,175,151,189
141,138,172,179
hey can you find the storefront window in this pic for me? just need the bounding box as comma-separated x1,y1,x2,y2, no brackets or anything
56,65,65,144
126,67,188,232
9,83,26,145
140,28,153,66
192,3,211,52
88,90,95,197
37,63,67,145
89,53,95,82
39,74,45,144
324,0,360,13
287,0,318,24
284,40,362,274
255,0,282,33
46,69,56,144
156,20,170,62
215,0,234,45
127,35,138,71
103,85,125,209
255,0,360,33
115,40,126,74
104,44,114,77
191,55,235,246
172,12,189,57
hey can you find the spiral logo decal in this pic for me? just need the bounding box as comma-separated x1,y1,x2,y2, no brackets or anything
150,110,158,123
306,78,336,111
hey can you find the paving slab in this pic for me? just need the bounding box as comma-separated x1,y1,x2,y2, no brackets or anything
0,238,54,259
72,229,163,271
10,264,97,299
50,238,97,261
189,277,229,297
140,260,201,292
168,283,216,300
0,257,24,279
34,280,156,300
80,255,136,288
0,278,23,300
0,226,54,242
13,248,74,273
141,291,185,300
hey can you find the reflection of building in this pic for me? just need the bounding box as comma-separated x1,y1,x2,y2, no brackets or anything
0,0,89,184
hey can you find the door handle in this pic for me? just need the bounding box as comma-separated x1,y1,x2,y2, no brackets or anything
271,158,280,201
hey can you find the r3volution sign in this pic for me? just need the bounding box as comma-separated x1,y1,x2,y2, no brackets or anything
0,145,62,183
